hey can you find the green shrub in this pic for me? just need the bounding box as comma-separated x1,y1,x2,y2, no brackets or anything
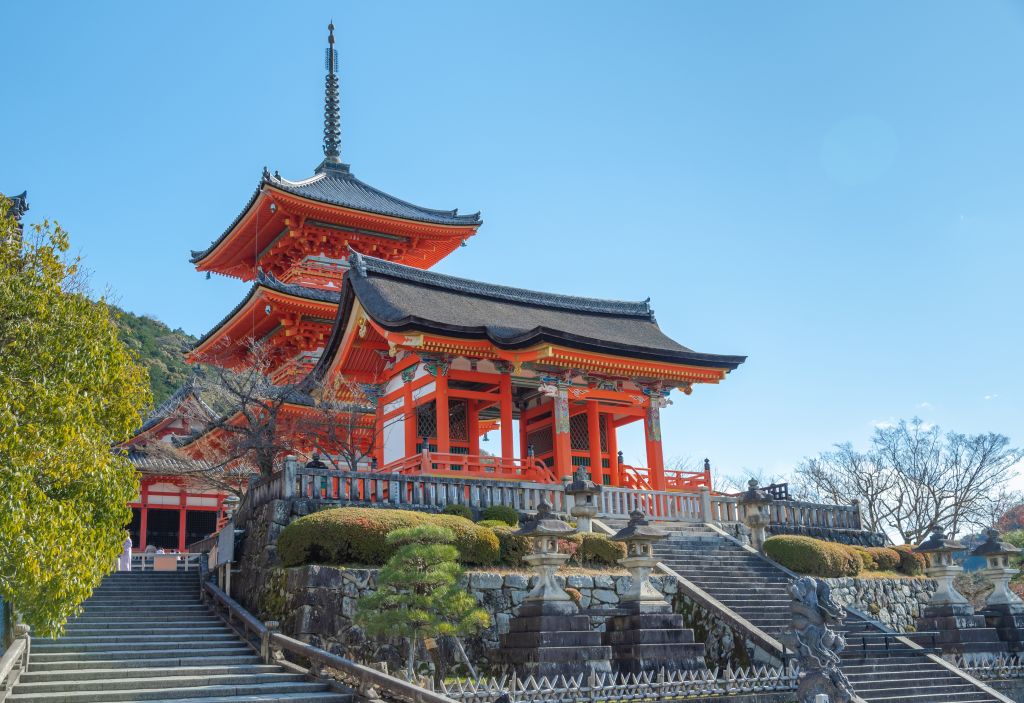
763,535,861,577
476,519,510,529
577,533,626,566
442,504,474,521
866,547,901,572
491,525,530,567
277,507,499,567
481,505,520,526
849,546,876,571
893,545,927,576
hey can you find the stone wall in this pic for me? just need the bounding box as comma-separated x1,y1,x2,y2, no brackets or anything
823,577,937,632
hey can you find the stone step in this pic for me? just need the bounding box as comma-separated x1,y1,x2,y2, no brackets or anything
64,619,225,631
29,654,264,672
14,671,307,695
19,665,284,684
7,680,339,702
33,639,246,654
35,632,238,645
31,646,256,663
67,615,223,626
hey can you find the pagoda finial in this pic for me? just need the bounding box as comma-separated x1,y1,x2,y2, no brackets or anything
322,22,342,164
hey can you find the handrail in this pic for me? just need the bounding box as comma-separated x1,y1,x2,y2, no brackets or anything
0,634,29,702
130,552,203,572
380,451,557,484
200,579,458,703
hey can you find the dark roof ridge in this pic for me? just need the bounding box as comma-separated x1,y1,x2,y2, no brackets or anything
349,250,655,319
137,377,216,434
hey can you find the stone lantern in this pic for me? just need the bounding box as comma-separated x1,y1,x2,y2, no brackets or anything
222,494,241,521
738,479,772,551
516,501,578,614
603,510,705,673
610,510,670,611
915,528,1006,656
500,501,612,677
972,529,1024,651
565,465,601,533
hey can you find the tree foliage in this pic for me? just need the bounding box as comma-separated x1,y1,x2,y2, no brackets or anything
795,418,1023,544
355,525,489,679
0,199,151,636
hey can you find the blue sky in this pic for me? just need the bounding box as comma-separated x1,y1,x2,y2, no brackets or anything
4,1,1023,481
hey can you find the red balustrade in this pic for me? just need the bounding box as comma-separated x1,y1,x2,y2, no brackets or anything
379,451,557,484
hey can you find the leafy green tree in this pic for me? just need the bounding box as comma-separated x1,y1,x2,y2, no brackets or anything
355,525,489,679
0,198,151,639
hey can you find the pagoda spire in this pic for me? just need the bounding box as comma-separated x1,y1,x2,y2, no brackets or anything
321,22,342,165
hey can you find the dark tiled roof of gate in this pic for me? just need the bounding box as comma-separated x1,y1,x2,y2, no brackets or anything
340,252,746,370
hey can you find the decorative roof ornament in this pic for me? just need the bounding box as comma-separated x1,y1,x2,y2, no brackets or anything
321,22,342,166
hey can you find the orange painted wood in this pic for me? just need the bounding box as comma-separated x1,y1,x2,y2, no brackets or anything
436,373,450,454
587,402,604,485
499,373,514,460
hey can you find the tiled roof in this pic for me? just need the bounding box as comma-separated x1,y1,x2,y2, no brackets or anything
126,450,214,474
333,252,747,370
190,164,481,264
138,377,216,434
191,272,341,351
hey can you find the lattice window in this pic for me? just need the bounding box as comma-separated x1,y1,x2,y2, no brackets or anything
527,426,553,456
569,414,589,451
449,400,468,443
417,401,437,440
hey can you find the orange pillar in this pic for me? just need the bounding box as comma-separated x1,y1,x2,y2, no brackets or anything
605,415,620,486
139,482,149,551
436,373,450,455
177,493,187,553
403,379,416,457
644,401,665,490
468,400,480,456
586,402,603,484
499,372,514,460
519,412,528,461
552,384,572,480
375,400,385,469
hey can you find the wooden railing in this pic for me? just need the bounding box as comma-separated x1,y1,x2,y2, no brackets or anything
0,630,29,702
618,464,712,492
598,486,705,521
380,451,557,484
201,579,458,703
768,499,861,531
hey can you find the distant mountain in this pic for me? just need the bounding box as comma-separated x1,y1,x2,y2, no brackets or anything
113,307,197,408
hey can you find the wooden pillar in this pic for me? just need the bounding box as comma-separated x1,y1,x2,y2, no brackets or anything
552,385,572,480
499,372,514,460
519,409,528,462
586,402,603,485
644,401,665,490
605,414,620,486
177,491,187,553
139,481,149,551
436,373,450,454
468,400,480,456
374,399,385,469
403,378,416,457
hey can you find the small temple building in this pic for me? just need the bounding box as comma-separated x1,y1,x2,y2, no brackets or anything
170,22,745,509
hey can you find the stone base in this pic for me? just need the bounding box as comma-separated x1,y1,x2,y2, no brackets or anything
981,603,1024,652
500,600,611,678
604,602,706,674
915,603,1008,656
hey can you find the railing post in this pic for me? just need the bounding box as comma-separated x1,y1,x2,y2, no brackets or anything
699,486,713,522
283,455,297,499
262,621,279,664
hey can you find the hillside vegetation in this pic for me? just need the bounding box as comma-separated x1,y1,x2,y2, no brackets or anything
112,307,196,408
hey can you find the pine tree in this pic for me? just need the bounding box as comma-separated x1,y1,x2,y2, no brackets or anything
355,525,489,679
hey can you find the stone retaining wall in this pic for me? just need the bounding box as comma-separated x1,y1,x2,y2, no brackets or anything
822,577,937,632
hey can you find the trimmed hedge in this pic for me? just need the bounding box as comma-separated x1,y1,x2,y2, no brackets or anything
278,507,499,567
491,525,531,566
576,533,626,566
893,545,927,576
481,505,520,526
476,519,510,529
866,547,901,572
442,504,474,521
764,535,862,577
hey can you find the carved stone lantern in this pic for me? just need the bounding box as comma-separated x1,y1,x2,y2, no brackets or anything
516,501,578,615
972,529,1024,651
604,510,706,673
916,528,969,606
222,494,241,521
610,510,670,612
914,528,1007,656
565,465,601,533
738,478,772,551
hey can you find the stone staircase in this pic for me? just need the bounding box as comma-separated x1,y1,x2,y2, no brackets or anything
653,528,1007,703
10,571,352,703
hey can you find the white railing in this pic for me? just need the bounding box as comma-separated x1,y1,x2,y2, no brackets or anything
130,552,203,572
768,500,861,531
954,654,1024,681
598,486,705,522
437,666,798,703
0,630,29,702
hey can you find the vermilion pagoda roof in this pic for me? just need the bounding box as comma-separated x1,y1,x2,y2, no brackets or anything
322,251,747,371
188,162,481,267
